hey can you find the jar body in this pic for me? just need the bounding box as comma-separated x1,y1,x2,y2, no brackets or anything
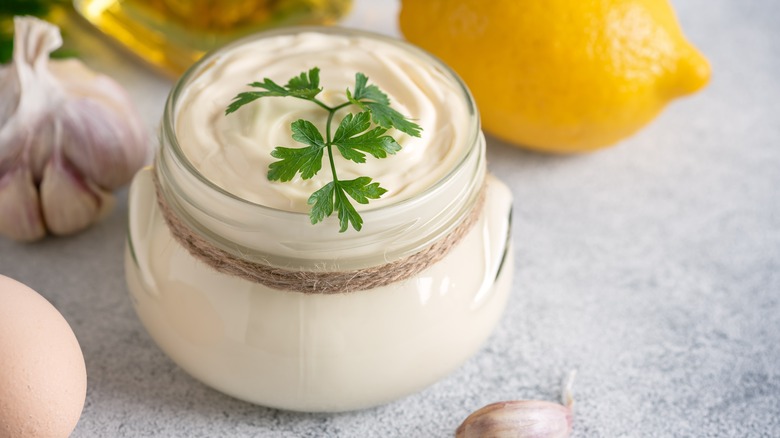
124,27,514,412
126,170,512,412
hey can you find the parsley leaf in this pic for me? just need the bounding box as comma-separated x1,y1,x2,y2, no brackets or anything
308,177,387,232
347,73,422,138
267,120,326,181
360,101,423,138
332,112,401,163
308,181,335,225
333,184,363,232
349,73,390,105
225,67,323,114
227,68,423,232
285,67,321,98
340,176,387,204
309,182,365,232
334,178,386,232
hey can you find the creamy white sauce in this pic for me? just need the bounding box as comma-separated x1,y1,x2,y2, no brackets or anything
175,31,470,212
127,169,513,412
125,30,514,411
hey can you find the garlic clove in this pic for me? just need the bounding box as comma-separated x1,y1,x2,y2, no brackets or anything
92,178,117,222
0,131,24,168
456,371,577,438
0,82,25,170
24,115,57,181
39,155,110,236
455,400,573,438
0,166,46,241
59,94,148,190
50,57,149,191
0,66,19,126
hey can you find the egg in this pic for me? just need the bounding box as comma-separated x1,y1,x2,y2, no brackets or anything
0,274,87,438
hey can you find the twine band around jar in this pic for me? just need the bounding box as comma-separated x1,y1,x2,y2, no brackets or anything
152,170,486,294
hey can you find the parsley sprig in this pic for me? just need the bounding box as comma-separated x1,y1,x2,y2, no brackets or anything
226,67,422,232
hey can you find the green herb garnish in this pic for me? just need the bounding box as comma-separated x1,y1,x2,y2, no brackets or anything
226,67,422,232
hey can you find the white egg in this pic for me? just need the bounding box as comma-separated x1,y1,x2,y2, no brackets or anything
0,274,87,438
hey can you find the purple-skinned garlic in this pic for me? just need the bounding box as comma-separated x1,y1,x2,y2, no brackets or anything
456,371,577,438
0,16,148,241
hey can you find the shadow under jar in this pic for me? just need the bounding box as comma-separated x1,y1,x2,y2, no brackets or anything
125,27,513,412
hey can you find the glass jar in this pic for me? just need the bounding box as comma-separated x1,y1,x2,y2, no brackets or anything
73,0,352,75
125,27,513,412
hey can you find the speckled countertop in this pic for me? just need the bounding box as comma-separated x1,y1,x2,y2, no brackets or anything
1,0,779,436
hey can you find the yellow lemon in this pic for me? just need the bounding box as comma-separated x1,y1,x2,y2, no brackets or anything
399,0,711,153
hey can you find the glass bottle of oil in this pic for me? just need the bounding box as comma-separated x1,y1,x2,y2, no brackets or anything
73,0,352,76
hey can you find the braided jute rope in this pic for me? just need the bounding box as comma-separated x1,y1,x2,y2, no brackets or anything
152,170,486,294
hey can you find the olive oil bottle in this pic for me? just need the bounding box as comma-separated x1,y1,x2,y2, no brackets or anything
73,0,352,75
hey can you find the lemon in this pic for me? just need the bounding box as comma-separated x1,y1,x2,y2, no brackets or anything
399,0,711,153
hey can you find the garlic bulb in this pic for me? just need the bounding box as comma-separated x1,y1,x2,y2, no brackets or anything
456,371,577,438
0,16,148,241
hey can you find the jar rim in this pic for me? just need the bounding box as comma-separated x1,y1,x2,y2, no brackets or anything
161,25,481,218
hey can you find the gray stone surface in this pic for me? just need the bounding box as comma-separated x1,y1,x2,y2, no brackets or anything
1,0,779,436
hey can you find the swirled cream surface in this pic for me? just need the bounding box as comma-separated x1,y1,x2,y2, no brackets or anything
175,31,471,212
